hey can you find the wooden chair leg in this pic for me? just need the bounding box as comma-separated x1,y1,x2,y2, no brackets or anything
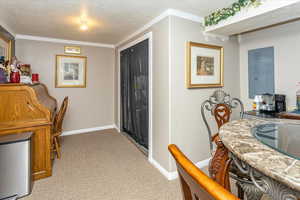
54,137,61,159
50,137,55,160
51,147,54,160
179,174,193,200
57,136,61,147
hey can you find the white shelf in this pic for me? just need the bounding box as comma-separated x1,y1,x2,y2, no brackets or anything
205,0,300,35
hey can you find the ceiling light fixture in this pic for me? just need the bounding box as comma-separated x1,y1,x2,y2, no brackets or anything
80,20,88,31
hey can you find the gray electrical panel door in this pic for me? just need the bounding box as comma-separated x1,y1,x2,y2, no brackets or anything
248,47,275,99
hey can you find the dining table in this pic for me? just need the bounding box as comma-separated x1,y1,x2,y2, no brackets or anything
219,118,300,200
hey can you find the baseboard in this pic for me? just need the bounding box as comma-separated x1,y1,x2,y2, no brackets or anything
149,158,176,180
62,125,211,181
62,125,115,136
195,157,211,169
149,157,211,181
113,124,121,132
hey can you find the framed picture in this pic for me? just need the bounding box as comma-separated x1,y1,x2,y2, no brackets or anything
0,25,14,63
186,42,224,88
64,46,81,54
55,55,87,88
0,36,12,63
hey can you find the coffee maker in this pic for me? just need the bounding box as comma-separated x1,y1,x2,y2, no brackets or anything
254,94,286,113
275,94,286,113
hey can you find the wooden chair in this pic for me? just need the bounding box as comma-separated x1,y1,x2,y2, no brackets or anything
201,90,244,154
168,144,239,200
201,90,263,200
209,103,232,190
52,97,68,159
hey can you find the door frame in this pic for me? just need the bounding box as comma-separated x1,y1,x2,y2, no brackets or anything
118,32,153,161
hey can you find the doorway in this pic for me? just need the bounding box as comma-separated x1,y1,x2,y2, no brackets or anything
120,38,149,151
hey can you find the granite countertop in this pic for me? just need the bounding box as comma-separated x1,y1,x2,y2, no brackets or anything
244,110,279,118
219,118,300,191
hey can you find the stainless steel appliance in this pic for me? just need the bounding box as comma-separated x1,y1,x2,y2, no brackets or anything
275,94,286,113
0,132,33,200
254,93,275,112
254,93,286,113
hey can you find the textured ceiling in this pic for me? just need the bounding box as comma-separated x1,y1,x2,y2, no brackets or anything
0,0,235,44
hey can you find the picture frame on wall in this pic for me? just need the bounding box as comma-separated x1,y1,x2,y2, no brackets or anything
64,46,81,54
0,36,12,63
55,55,87,88
186,42,224,88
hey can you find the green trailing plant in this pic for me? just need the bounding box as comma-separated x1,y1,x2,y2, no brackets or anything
205,0,262,26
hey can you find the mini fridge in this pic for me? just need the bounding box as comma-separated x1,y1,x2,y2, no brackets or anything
0,132,33,200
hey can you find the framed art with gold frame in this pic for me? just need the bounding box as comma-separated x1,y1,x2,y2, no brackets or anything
55,55,87,88
64,46,81,55
0,25,14,62
0,37,12,61
186,42,224,88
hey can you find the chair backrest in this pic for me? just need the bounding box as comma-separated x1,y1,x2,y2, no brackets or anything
168,144,239,200
53,97,69,134
201,90,244,154
214,103,231,129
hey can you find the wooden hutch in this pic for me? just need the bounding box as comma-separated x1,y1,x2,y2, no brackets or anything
0,83,57,180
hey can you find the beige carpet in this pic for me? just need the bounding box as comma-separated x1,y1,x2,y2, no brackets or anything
23,129,182,200
23,129,269,200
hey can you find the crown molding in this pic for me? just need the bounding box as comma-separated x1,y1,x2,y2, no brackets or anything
202,32,229,42
115,10,170,47
167,9,204,24
13,9,204,48
0,20,16,37
116,8,204,47
15,34,115,48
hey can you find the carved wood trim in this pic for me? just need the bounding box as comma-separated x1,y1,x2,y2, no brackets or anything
214,103,231,129
209,135,231,191
0,84,52,130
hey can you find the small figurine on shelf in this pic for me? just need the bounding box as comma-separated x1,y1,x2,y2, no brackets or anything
10,56,21,68
0,56,35,84
0,63,7,83
0,56,4,64
10,57,32,84
0,60,11,83
19,64,32,84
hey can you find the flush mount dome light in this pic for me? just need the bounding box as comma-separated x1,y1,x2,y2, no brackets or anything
80,20,88,31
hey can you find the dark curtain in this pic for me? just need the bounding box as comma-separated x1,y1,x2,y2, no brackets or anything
121,39,149,149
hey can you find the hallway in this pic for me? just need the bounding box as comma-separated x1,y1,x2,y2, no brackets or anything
24,129,181,200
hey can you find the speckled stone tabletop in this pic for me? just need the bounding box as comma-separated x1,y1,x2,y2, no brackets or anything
219,118,300,192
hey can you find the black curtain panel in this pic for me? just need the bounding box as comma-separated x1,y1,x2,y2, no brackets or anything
121,39,149,149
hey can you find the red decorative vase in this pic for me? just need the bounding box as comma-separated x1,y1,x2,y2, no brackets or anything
10,71,20,83
32,73,39,83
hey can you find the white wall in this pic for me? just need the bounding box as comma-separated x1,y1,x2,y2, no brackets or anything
115,16,241,175
16,39,115,131
170,16,240,171
115,17,171,171
239,20,300,111
16,14,242,177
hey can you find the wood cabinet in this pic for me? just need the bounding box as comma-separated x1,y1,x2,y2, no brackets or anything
0,83,57,180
